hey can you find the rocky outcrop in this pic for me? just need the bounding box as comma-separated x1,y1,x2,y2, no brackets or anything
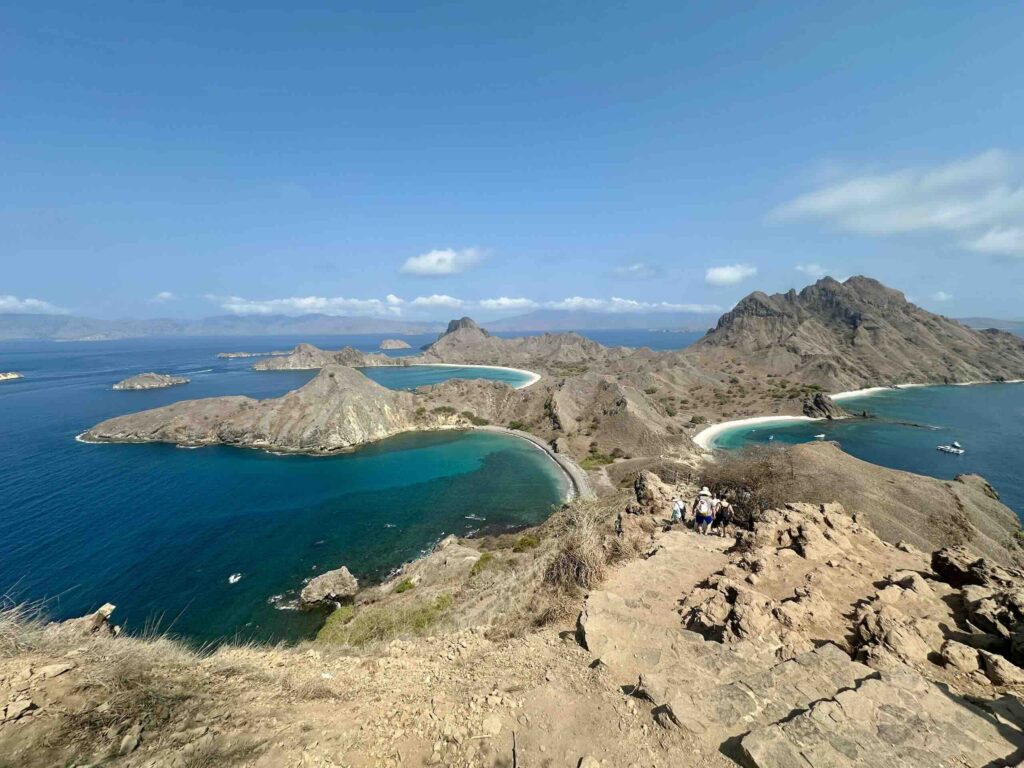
300,566,359,607
378,339,411,350
802,391,849,419
112,372,189,390
690,276,1024,390
253,343,397,371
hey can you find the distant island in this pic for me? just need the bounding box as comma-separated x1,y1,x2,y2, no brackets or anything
112,372,190,391
216,350,289,359
379,338,411,350
0,371,23,382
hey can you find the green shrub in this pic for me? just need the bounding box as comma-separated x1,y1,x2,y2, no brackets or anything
512,534,540,552
508,420,529,432
469,552,495,576
580,453,614,470
644,386,658,395
431,405,457,416
461,411,490,426
689,415,707,425
394,578,415,594
317,594,454,646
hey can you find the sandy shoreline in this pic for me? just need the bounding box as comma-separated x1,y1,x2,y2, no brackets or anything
692,415,819,451
409,362,542,389
477,425,593,501
697,378,1024,451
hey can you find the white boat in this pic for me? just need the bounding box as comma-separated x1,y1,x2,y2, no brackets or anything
813,433,826,440
937,441,965,455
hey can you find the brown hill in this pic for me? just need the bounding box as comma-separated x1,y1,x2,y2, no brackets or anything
690,276,1024,390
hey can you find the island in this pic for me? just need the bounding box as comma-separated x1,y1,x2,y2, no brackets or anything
379,338,411,350
111,372,190,391
0,371,23,382
215,350,289,359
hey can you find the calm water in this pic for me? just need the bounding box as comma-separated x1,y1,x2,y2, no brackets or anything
714,383,1024,515
0,337,565,644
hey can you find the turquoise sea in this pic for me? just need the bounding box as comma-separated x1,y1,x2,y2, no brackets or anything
712,383,1024,516
0,336,569,644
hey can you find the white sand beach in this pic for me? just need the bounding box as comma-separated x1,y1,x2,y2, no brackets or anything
410,363,541,389
693,415,818,451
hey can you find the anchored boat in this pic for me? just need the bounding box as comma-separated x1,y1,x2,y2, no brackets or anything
937,440,965,455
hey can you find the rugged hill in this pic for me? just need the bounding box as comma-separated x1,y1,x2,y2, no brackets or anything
252,343,397,370
84,366,422,453
689,276,1024,390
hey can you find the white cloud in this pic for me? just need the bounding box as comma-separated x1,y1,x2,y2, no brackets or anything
773,150,1024,257
613,262,658,278
795,264,828,278
967,227,1024,257
705,264,758,286
930,291,953,302
400,248,482,276
0,294,66,314
150,291,177,303
410,294,465,308
478,297,539,311
210,295,395,316
385,294,404,306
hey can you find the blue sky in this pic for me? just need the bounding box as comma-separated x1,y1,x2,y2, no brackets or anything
3,1,1023,320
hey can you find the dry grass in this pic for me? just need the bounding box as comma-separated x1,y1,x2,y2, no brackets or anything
701,444,799,527
544,501,610,591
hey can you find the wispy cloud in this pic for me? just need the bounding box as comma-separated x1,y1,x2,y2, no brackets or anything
400,247,483,276
705,264,758,286
0,294,66,314
795,263,828,278
409,294,464,308
208,294,400,316
930,290,953,302
477,297,539,310
149,291,177,303
546,297,720,313
612,262,659,278
773,149,1024,257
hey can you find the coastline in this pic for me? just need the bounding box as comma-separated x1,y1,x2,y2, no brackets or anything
692,415,819,451
477,425,593,501
697,378,1024,451
409,362,542,389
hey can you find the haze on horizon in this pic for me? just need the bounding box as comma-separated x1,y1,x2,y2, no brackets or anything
3,2,1023,322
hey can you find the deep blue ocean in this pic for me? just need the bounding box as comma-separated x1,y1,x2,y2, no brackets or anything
0,334,590,644
713,383,1024,516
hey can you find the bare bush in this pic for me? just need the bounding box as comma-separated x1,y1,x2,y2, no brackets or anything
701,445,798,527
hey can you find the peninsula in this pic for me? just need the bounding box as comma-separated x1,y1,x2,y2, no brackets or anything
111,372,190,391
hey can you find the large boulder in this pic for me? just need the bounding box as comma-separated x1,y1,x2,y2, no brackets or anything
301,566,359,607
633,470,673,512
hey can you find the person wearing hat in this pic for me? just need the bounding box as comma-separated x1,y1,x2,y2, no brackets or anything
693,487,714,534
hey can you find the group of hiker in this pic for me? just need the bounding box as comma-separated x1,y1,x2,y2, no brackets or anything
670,486,733,536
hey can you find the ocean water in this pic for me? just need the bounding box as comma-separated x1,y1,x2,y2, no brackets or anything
0,337,565,644
713,383,1024,516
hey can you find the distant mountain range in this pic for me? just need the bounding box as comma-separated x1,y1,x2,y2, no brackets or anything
0,313,445,341
484,308,718,333
4,306,1022,342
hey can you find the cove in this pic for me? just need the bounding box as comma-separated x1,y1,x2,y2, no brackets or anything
0,338,565,645
710,382,1024,516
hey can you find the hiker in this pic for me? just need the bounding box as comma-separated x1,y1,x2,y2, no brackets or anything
712,498,734,537
693,487,714,534
670,496,685,526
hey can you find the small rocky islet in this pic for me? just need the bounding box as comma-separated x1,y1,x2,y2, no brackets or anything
111,372,190,390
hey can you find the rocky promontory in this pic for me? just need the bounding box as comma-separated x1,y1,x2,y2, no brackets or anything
300,566,359,607
379,338,411,350
802,392,849,419
111,372,189,391
0,371,23,382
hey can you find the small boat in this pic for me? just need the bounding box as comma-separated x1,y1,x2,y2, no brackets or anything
937,441,965,455
228,573,242,584
465,514,486,521
813,433,826,440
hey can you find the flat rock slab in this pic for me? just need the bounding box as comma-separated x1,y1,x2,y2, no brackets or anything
741,668,1024,767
